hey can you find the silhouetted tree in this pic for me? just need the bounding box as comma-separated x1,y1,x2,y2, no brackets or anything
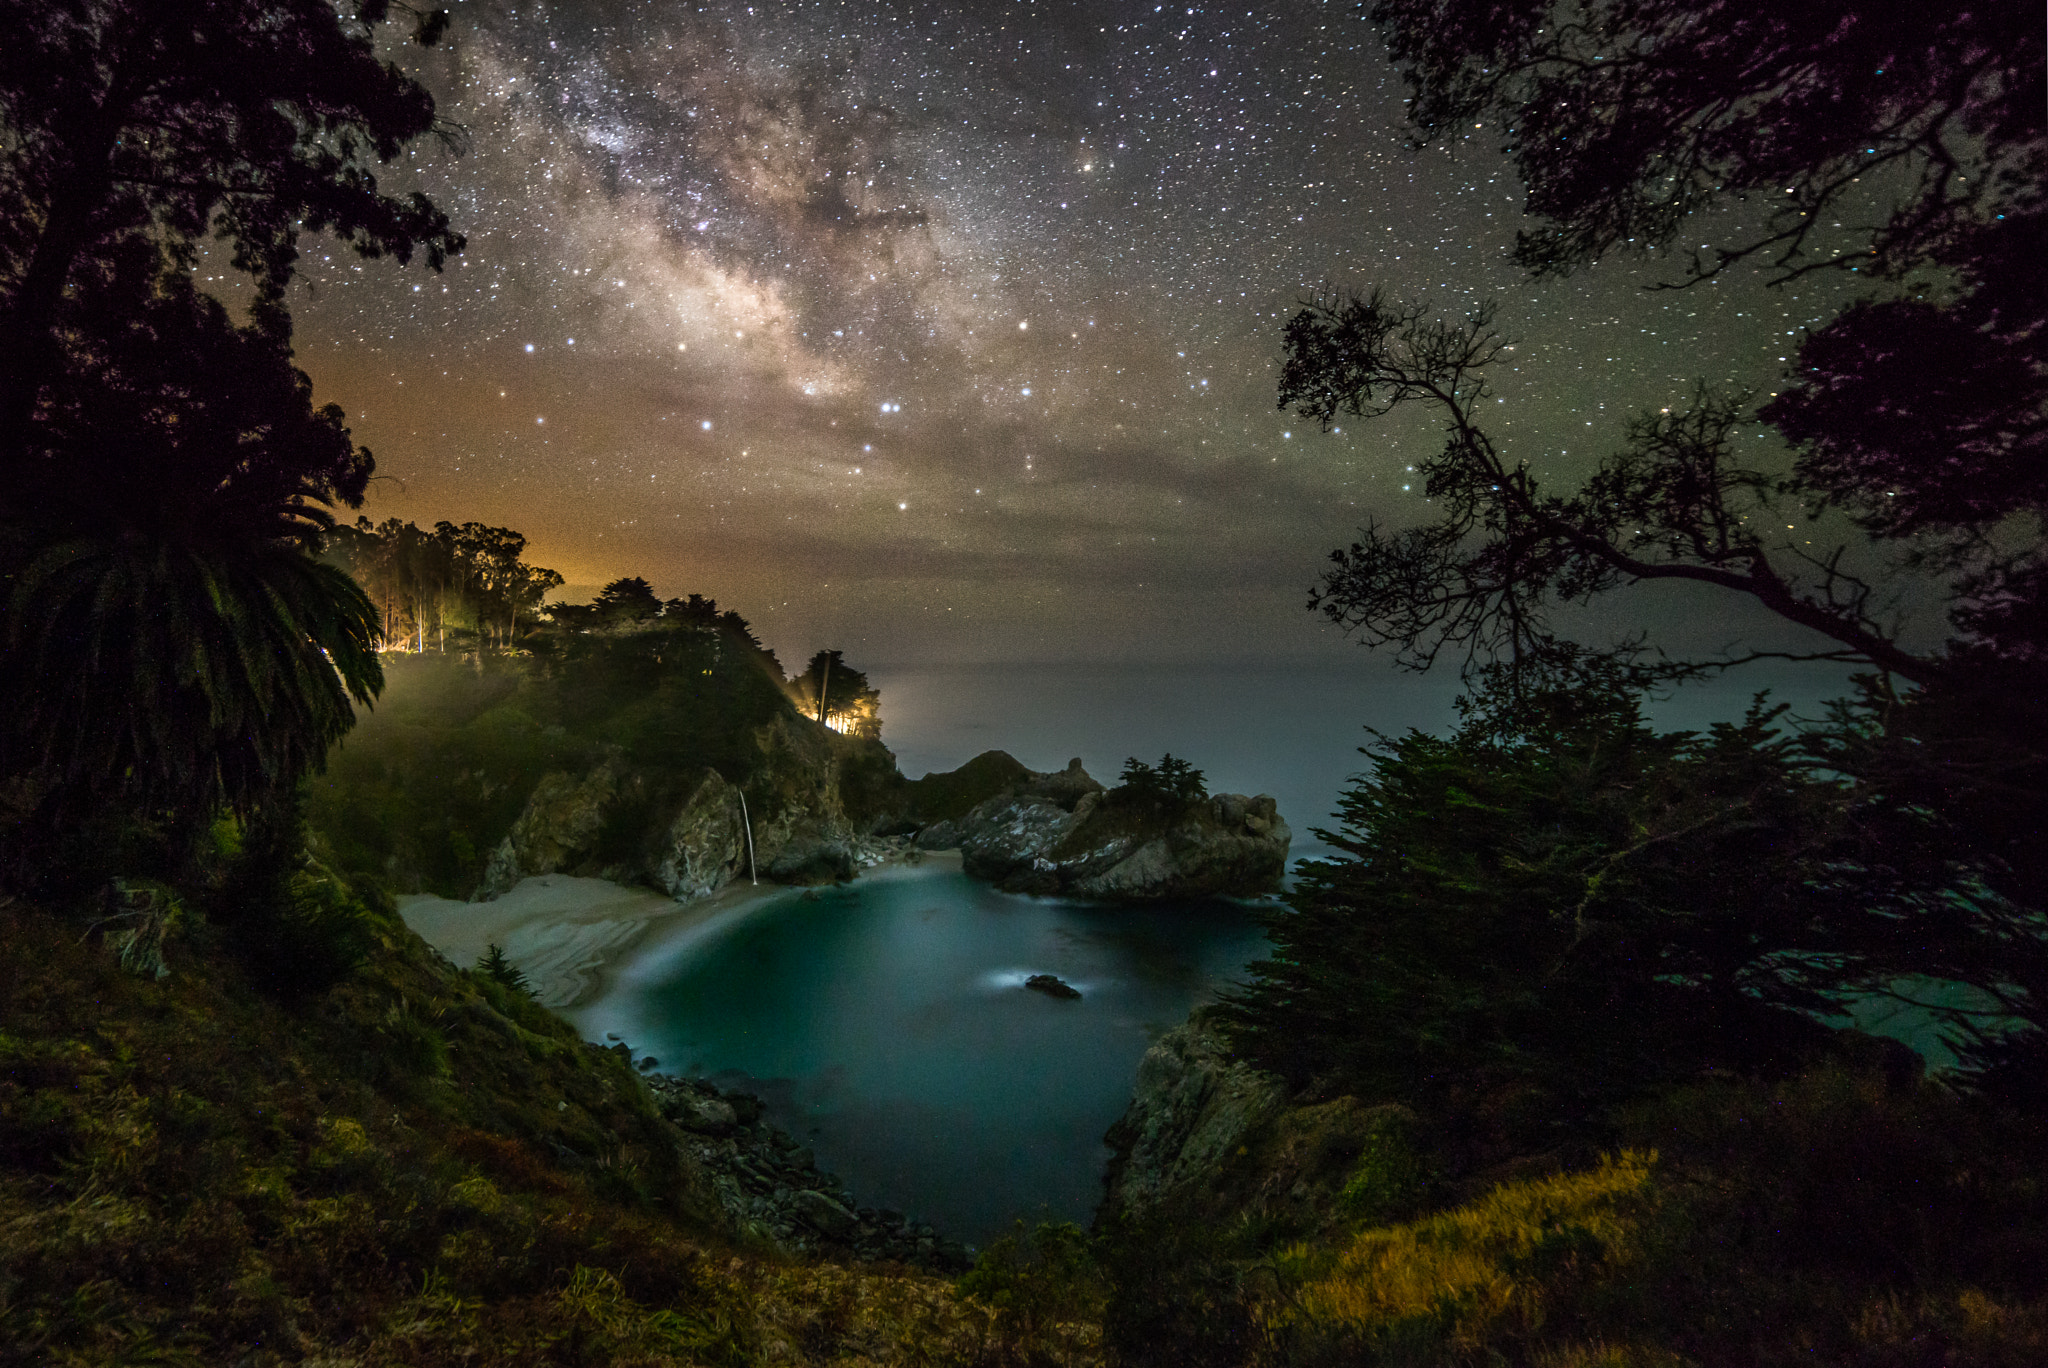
791,649,880,738
1,247,385,842
0,0,461,473
0,0,462,872
324,518,563,652
1222,684,1842,1132
1274,0,2048,1090
591,576,663,625
475,943,531,995
1290,0,2041,684
1113,754,1208,809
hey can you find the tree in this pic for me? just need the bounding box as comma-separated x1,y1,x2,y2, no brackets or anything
0,0,461,874
1,247,385,843
475,943,531,995
1113,754,1208,809
1222,686,1844,1133
791,649,881,738
1287,0,2043,689
1266,0,2048,1092
590,576,663,625
0,0,462,476
324,518,564,653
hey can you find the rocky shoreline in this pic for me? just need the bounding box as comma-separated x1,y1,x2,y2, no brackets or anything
914,755,1291,902
605,1043,973,1271
474,735,1290,912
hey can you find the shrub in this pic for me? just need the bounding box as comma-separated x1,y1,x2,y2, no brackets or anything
209,797,372,998
1335,1109,1433,1226
956,1220,1107,1362
475,944,531,995
1099,1211,1258,1368
1267,1152,1658,1366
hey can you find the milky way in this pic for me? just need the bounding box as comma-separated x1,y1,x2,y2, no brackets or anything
272,0,1832,668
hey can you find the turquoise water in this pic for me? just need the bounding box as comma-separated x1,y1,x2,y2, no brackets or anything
577,862,1271,1243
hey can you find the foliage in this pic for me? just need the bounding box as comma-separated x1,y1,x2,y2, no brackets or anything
327,517,564,653
1266,1151,1658,1364
0,0,463,868
1220,685,1852,1134
792,648,884,738
1282,0,2048,1101
1111,754,1208,809
476,944,532,996
95,878,186,981
1281,295,1933,686
1368,0,2039,285
2,524,381,864
592,575,664,623
208,796,375,999
1118,1055,2048,1367
306,594,821,895
0,0,462,466
306,656,582,896
1333,1109,1433,1227
1097,1211,1259,1368
956,1221,1106,1366
0,884,1010,1367
0,247,386,869
1352,0,2045,632
1292,0,2044,693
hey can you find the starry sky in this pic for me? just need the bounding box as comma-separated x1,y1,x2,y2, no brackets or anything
275,0,1843,670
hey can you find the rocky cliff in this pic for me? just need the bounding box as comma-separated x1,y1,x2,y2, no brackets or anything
1098,1010,1422,1240
911,753,1290,901
635,1065,971,1269
1099,1011,1289,1218
477,712,896,901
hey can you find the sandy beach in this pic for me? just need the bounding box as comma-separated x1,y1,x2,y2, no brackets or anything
399,872,786,1008
399,851,958,1009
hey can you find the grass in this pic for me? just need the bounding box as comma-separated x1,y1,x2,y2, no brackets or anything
1266,1151,1658,1361
1230,1065,2048,1368
11,872,2047,1366
0,885,1033,1366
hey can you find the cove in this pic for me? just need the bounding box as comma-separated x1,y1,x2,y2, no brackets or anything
572,858,1271,1244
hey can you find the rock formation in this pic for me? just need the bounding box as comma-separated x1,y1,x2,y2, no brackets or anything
477,751,631,897
652,768,748,899
912,753,1290,901
1098,1010,1425,1240
1099,1011,1288,1218
476,713,891,902
639,1067,970,1269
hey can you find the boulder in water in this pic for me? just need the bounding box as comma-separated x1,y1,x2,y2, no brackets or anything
1024,973,1082,1000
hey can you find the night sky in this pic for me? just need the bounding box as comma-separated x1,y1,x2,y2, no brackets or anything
267,0,1841,669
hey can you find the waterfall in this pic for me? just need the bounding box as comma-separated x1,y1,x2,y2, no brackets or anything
738,790,759,885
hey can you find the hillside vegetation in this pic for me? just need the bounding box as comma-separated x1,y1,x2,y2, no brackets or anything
0,886,1044,1367
1088,1027,2048,1367
307,621,905,900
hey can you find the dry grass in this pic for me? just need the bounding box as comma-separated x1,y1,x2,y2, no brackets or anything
1266,1151,1656,1357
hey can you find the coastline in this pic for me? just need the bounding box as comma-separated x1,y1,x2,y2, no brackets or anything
398,849,961,1009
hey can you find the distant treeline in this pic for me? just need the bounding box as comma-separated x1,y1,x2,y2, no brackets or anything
325,517,564,654
324,521,882,739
